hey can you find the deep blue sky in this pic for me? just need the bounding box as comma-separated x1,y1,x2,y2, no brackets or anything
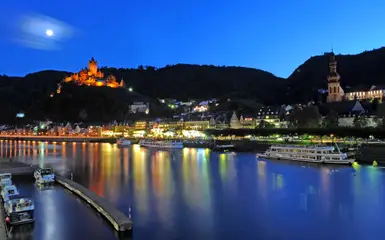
0,0,384,78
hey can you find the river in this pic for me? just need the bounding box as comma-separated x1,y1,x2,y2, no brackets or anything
2,140,385,240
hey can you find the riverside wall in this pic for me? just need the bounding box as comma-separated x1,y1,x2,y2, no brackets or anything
55,176,132,234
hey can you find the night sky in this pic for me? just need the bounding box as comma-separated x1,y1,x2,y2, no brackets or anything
0,0,384,77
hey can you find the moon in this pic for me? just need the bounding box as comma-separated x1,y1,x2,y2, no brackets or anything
45,29,54,37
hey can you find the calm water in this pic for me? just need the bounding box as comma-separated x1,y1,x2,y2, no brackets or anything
3,140,385,240
8,179,118,240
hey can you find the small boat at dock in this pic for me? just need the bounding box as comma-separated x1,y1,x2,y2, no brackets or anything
1,185,19,201
4,197,35,225
34,168,55,185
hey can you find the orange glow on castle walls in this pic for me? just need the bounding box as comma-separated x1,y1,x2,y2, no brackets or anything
63,57,125,89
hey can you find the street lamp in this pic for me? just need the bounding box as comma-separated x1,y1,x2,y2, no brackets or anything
128,87,133,92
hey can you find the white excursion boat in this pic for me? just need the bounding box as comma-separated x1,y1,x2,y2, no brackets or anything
34,168,55,185
1,185,19,201
116,138,131,147
4,197,35,225
139,139,184,149
0,173,12,189
257,144,355,165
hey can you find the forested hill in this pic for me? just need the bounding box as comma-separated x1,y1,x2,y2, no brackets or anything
100,64,286,103
287,47,385,103
1,47,385,122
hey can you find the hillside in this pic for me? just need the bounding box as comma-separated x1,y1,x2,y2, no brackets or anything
2,47,385,122
100,64,286,104
287,47,385,103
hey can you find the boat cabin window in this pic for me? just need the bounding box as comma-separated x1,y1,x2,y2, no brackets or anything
8,189,15,194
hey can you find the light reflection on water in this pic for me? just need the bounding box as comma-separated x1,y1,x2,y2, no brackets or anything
2,140,385,239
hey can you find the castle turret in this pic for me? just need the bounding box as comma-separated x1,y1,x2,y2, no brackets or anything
88,57,98,75
326,52,344,102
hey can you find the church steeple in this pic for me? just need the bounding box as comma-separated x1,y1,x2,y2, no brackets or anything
326,52,344,102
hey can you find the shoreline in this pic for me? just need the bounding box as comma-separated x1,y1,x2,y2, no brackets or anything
1,136,384,165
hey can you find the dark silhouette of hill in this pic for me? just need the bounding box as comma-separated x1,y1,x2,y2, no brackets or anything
287,47,385,103
0,64,286,123
99,64,286,104
2,47,385,123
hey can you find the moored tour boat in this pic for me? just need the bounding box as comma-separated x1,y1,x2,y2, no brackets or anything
257,144,355,165
139,139,184,149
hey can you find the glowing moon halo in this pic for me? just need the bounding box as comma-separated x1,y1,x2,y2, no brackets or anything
45,29,54,36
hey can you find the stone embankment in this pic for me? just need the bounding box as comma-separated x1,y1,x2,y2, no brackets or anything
55,176,132,233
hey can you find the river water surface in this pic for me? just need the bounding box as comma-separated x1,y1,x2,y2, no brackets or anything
2,140,385,240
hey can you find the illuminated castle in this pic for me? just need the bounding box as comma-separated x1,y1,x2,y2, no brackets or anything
63,57,124,88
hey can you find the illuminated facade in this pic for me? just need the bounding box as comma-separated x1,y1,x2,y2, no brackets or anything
129,102,150,114
345,88,384,101
183,121,210,130
326,52,384,102
63,57,125,88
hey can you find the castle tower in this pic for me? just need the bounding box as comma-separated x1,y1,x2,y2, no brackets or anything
88,57,98,75
326,52,344,102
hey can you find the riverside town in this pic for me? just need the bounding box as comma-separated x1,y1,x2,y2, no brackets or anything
2,5,385,239
3,55,385,163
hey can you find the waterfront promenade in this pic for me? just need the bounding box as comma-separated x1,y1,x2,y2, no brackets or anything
0,133,376,144
0,135,113,143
